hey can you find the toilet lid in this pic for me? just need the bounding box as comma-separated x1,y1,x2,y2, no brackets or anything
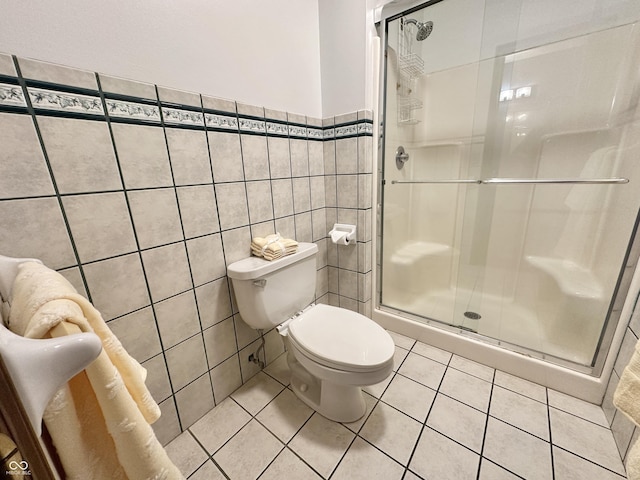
288,304,395,372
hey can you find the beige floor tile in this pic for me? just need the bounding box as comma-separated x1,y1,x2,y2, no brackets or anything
188,460,226,480
550,408,625,475
289,413,355,478
439,368,492,412
213,419,283,480
412,341,452,365
427,394,486,453
332,437,404,480
189,398,251,454
449,355,495,382
258,448,322,480
478,459,521,479
548,389,608,427
483,417,552,480
490,386,549,440
552,446,627,480
382,374,436,422
360,402,422,465
398,352,447,390
494,370,547,403
256,388,313,443
409,427,480,480
231,371,285,415
165,431,208,478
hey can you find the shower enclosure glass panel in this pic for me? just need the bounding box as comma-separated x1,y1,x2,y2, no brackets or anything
380,0,640,369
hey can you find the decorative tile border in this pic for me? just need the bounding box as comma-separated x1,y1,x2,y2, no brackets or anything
288,125,307,138
28,87,103,115
162,106,204,127
204,112,238,131
105,98,161,123
14,78,373,138
323,127,335,140
238,117,266,134
266,121,288,136
331,121,374,139
359,122,374,135
307,127,323,140
0,83,26,107
335,124,360,138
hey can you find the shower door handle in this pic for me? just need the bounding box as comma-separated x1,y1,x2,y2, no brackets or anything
482,177,629,184
390,177,629,185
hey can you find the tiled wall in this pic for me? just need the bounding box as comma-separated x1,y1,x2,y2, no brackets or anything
325,113,374,317
603,291,640,464
0,53,374,444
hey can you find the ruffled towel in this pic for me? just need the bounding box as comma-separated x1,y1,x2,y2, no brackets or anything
614,337,640,480
251,233,298,261
8,261,184,480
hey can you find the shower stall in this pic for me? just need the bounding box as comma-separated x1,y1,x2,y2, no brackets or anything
374,0,640,401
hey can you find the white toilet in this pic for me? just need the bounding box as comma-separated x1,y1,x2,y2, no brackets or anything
227,242,395,422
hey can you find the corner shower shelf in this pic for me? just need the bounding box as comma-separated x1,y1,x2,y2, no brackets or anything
398,53,424,78
396,25,424,125
397,96,423,125
525,255,604,300
390,241,451,266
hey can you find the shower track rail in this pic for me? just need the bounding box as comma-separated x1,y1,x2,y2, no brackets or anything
390,177,629,185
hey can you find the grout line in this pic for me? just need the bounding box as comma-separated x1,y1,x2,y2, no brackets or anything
186,429,230,480
95,72,182,430
402,347,453,477
475,369,495,480
552,444,628,478
200,96,241,405
157,85,219,424
13,55,92,301
479,458,526,479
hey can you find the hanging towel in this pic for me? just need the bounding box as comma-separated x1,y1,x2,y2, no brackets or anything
8,261,184,480
613,338,640,480
251,233,298,261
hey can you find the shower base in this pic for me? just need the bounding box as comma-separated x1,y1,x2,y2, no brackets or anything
373,305,607,403
398,287,592,366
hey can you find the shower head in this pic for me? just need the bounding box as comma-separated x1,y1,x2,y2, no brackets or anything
404,18,434,41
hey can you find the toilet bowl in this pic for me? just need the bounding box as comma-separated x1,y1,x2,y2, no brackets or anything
280,303,394,421
227,242,395,422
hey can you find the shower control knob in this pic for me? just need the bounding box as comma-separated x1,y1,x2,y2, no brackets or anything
396,146,409,170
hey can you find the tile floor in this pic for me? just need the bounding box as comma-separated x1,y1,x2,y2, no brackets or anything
165,331,627,479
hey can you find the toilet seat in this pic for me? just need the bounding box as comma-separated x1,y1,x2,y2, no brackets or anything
287,304,395,373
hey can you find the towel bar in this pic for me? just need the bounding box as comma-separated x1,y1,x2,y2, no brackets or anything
0,255,102,436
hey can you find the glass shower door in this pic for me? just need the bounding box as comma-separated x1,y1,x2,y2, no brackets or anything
379,0,640,369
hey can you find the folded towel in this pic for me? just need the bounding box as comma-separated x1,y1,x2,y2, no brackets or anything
614,339,640,480
251,233,298,261
8,262,184,480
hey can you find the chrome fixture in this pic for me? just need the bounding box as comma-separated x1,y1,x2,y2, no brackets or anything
396,146,410,169
403,18,434,41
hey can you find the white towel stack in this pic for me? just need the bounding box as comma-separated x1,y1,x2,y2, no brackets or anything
251,233,298,261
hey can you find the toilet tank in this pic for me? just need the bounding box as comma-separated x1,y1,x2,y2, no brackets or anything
227,242,318,329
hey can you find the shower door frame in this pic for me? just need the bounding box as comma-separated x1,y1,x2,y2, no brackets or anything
373,0,640,382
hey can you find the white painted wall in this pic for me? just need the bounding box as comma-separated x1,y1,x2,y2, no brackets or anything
0,0,323,117
318,0,368,117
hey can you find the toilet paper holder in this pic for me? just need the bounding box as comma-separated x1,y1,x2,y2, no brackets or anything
329,224,356,245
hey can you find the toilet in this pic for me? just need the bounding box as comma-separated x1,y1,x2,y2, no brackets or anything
227,242,395,422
